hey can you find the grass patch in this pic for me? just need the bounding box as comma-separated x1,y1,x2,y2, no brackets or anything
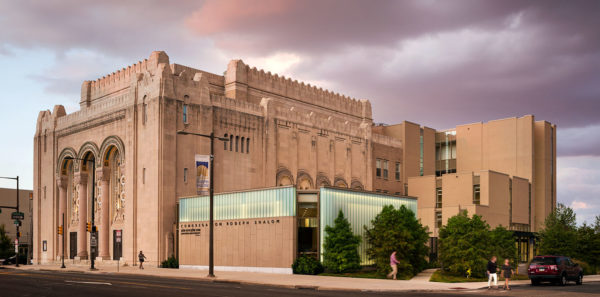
430,270,529,283
319,270,411,280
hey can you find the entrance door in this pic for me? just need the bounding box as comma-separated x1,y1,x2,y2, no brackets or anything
69,232,77,259
297,193,319,258
113,230,122,260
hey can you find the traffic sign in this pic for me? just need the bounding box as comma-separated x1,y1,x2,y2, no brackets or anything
14,220,21,226
11,212,24,220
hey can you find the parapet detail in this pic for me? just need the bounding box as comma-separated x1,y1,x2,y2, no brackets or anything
372,133,402,148
225,60,372,120
80,51,170,106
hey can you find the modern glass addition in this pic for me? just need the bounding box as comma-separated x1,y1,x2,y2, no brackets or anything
319,187,417,265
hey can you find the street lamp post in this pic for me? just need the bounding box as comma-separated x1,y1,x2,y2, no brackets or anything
177,130,228,278
65,156,96,270
0,176,20,267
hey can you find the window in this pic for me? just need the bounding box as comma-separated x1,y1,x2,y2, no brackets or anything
183,168,188,183
183,104,188,123
473,184,480,205
143,168,146,184
404,184,408,195
229,135,233,151
224,134,228,150
395,162,401,181
383,160,389,179
235,136,239,152
241,137,245,153
436,187,442,208
246,138,250,153
376,159,381,178
143,103,148,124
435,211,442,229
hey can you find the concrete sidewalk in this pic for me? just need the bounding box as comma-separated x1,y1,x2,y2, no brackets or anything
13,264,600,292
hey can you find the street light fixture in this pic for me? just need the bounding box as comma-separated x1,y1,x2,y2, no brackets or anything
0,176,20,267
177,130,228,278
64,156,97,270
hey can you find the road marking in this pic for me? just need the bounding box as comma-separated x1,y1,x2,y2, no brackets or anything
65,280,112,286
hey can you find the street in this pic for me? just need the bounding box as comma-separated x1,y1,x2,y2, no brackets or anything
0,268,598,297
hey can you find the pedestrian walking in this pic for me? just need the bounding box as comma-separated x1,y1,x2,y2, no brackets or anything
487,256,498,289
387,251,400,280
502,259,514,290
138,250,147,269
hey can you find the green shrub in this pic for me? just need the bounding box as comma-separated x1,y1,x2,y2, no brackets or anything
322,210,361,273
292,255,324,275
364,205,429,278
161,256,179,268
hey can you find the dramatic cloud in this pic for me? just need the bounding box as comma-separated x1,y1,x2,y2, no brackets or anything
0,0,598,221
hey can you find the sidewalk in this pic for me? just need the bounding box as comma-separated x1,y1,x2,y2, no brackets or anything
14,264,600,292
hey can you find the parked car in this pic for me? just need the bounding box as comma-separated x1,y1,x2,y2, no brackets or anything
528,255,583,286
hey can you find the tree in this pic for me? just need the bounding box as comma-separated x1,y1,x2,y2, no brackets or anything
322,210,362,273
576,216,600,273
538,203,577,257
490,226,517,264
0,224,14,259
438,211,492,278
364,205,429,278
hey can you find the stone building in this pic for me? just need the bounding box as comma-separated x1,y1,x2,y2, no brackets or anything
33,51,555,267
33,51,401,265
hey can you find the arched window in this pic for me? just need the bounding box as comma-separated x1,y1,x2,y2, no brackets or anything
241,137,245,153
229,135,233,151
223,134,228,150
235,136,239,152
246,138,250,154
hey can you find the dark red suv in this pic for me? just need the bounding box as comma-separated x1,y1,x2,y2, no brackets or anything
528,256,583,286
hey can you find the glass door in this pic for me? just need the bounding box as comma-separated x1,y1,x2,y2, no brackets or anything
297,193,318,258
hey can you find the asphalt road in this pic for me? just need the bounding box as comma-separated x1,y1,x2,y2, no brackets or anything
0,268,598,297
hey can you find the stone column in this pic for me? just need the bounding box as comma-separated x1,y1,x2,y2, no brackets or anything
56,176,68,260
75,172,88,260
97,167,111,260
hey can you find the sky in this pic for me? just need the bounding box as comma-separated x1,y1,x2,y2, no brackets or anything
0,0,598,224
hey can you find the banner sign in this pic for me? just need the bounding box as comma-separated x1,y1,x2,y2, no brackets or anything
195,154,210,196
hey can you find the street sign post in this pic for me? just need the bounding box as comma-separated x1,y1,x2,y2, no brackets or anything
11,212,24,220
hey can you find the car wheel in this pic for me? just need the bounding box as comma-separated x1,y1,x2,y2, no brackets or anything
531,279,539,286
576,274,583,285
560,274,567,286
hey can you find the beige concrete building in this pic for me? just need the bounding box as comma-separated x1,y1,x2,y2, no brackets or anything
378,116,556,261
33,51,555,267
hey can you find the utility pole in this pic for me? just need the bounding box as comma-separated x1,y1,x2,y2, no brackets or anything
0,176,21,267
176,130,228,277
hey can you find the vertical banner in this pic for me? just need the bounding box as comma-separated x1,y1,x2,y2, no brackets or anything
195,154,210,196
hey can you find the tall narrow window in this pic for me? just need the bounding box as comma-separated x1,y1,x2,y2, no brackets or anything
241,137,245,153
436,187,442,208
235,136,239,152
143,168,146,184
183,104,188,123
223,134,228,150
376,159,381,178
183,168,188,183
435,211,442,229
473,184,480,205
229,135,233,151
143,103,148,124
395,162,401,181
246,138,250,153
383,160,389,179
